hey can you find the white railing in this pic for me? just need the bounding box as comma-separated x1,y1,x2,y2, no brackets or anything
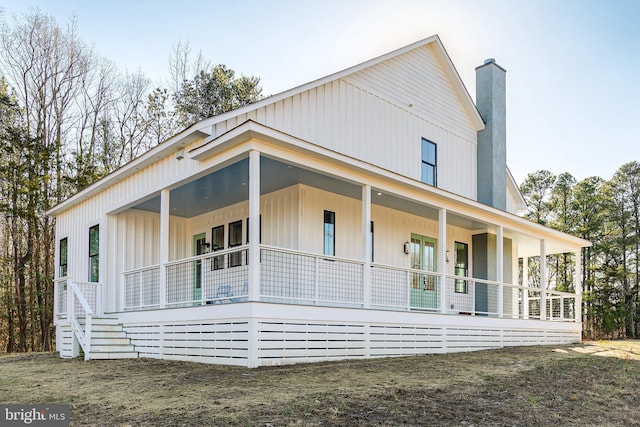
119,245,578,322
123,265,161,311
260,246,364,306
67,281,102,361
54,277,68,320
166,246,249,307
371,264,441,311
529,291,578,321
123,246,250,310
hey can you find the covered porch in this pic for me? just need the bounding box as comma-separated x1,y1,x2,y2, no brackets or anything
53,122,586,365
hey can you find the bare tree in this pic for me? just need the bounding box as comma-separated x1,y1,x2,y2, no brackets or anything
0,10,94,351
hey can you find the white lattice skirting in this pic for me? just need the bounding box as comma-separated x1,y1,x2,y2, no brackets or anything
58,302,581,367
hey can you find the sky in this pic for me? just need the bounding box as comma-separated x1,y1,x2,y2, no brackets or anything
0,0,638,185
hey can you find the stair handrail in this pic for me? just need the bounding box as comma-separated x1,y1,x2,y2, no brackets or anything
68,281,94,361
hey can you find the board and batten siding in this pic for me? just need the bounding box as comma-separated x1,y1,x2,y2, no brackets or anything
187,185,301,254
54,192,105,284
209,44,479,200
297,184,474,273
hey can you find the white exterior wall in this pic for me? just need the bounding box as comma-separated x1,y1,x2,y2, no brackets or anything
54,193,105,283
53,42,481,299
297,185,474,276
506,178,525,215
185,185,301,256
209,45,478,199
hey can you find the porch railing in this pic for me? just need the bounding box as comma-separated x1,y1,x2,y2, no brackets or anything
123,246,249,310
54,277,68,319
58,279,103,361
260,246,364,306
119,245,579,322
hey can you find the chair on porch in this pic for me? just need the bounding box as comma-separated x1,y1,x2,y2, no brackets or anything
207,284,233,304
230,282,249,303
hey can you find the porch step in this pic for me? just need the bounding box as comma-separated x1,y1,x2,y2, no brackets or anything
91,337,131,346
89,351,139,360
83,317,139,361
90,344,136,353
89,330,129,339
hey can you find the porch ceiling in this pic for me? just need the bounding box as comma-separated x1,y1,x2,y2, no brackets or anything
132,156,490,232
132,157,362,218
129,156,581,256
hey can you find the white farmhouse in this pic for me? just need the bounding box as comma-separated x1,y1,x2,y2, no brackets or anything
49,36,590,367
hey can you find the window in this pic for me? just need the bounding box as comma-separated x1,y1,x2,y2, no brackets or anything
228,220,243,267
454,242,469,293
369,221,374,262
323,210,335,256
59,238,68,278
89,225,99,282
421,138,437,186
212,225,224,270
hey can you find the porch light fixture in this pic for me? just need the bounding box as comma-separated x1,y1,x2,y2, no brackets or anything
446,250,450,263
403,241,410,255
175,148,185,160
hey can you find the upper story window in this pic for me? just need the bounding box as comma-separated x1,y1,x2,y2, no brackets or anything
421,138,437,187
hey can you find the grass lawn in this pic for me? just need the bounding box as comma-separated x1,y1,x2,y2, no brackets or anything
1,341,639,426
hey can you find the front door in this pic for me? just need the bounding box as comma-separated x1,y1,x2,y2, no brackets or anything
410,234,438,310
193,233,207,302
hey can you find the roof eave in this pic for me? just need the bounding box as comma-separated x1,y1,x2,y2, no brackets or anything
46,127,209,217
191,119,590,249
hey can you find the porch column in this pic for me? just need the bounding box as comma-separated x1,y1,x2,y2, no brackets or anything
539,239,547,320
438,208,447,314
574,249,582,323
522,256,529,319
362,184,371,308
496,226,504,317
159,188,170,309
248,150,261,301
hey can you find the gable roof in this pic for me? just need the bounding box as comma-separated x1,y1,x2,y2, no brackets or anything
47,35,484,216
196,34,484,133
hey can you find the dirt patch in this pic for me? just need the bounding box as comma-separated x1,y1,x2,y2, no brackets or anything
1,341,639,426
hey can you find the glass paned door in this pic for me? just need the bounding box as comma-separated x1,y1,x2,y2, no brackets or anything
410,234,438,310
454,242,469,293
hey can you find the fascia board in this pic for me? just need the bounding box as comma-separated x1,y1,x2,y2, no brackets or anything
46,128,209,216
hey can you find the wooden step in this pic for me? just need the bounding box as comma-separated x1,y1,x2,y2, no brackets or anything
91,337,131,346
90,344,135,353
90,330,128,339
89,351,139,360
83,316,139,361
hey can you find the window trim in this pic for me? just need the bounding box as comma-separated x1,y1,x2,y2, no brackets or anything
59,237,68,278
421,137,437,187
454,241,469,294
369,221,374,263
323,210,335,256
88,225,99,282
211,225,225,270
228,220,243,267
